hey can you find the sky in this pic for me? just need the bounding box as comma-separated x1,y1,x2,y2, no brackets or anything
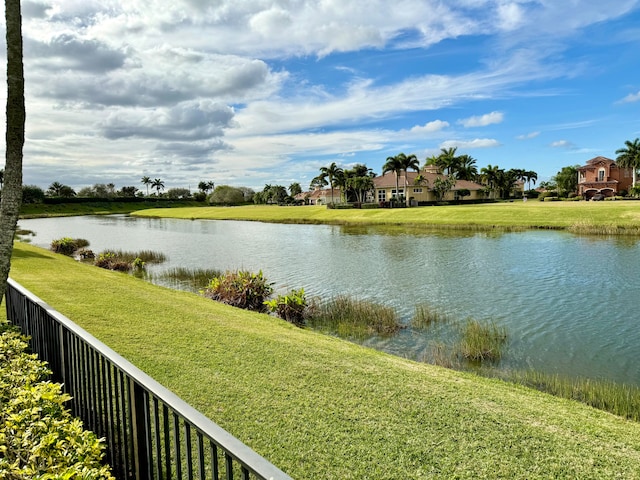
2,0,640,193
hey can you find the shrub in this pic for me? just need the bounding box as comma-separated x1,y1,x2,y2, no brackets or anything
50,237,90,255
264,288,307,326
0,330,114,479
203,270,273,312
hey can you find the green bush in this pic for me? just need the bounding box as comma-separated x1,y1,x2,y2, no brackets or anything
50,237,90,256
264,288,307,326
203,270,273,312
0,330,114,479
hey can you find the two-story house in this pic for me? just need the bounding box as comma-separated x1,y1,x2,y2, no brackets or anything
577,156,633,199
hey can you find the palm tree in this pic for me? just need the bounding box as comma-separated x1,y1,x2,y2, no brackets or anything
319,162,343,205
524,170,538,190
382,155,403,206
141,176,151,196
480,164,501,199
47,181,65,196
397,153,420,206
456,154,478,181
0,0,26,305
436,147,459,176
151,178,164,196
615,138,640,188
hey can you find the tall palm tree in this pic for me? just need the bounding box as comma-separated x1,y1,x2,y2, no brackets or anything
382,155,403,206
0,0,26,305
615,138,640,188
456,154,478,181
151,178,165,196
480,164,501,199
319,162,343,205
397,153,420,206
141,176,151,196
524,170,538,190
436,147,459,176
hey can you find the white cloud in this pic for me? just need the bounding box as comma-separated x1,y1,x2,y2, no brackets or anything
620,90,640,103
409,120,450,134
497,3,525,31
458,111,504,128
550,140,574,148
440,138,501,149
517,131,540,140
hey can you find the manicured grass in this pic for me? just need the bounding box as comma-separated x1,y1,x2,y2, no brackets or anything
5,242,640,479
131,201,640,233
19,200,204,218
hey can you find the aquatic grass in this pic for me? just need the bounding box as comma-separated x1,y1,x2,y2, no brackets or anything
156,267,223,292
411,303,449,329
101,249,167,264
306,295,401,339
500,370,640,422
456,319,507,362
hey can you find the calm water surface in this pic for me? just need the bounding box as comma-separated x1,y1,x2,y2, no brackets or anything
18,215,640,385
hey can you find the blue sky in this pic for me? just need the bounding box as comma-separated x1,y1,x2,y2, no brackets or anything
3,0,640,192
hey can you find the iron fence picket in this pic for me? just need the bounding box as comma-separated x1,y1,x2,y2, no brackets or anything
5,279,292,480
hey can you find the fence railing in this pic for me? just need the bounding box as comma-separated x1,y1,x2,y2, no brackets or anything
5,279,293,480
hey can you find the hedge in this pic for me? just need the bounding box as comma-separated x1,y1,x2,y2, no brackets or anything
0,328,114,479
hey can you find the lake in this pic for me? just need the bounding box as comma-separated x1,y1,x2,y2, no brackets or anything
18,215,640,386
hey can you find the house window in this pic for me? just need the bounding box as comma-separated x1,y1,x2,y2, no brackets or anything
598,169,605,182
377,190,386,202
413,188,423,193
391,189,404,196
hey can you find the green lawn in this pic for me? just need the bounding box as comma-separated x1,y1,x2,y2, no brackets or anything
5,242,640,479
131,201,640,233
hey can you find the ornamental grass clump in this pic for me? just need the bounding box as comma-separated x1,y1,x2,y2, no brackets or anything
306,295,401,339
203,270,273,312
0,330,114,479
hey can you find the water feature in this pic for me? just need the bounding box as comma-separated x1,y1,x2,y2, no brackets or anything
18,215,640,385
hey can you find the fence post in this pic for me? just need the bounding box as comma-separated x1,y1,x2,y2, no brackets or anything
130,377,152,480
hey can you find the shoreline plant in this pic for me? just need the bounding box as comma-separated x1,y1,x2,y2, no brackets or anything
264,288,307,326
50,237,89,255
306,295,402,339
203,270,273,312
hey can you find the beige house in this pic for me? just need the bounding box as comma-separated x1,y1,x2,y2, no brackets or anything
373,166,486,205
295,187,343,205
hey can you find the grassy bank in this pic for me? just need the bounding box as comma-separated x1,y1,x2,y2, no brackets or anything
131,201,640,234
19,200,204,218
4,242,640,479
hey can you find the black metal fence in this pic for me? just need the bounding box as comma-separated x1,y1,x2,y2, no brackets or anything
5,279,293,480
